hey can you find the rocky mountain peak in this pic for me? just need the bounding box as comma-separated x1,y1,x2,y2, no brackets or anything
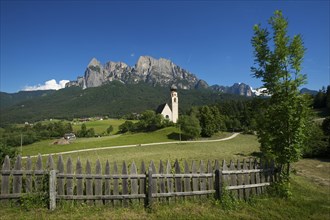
66,55,253,96
88,57,101,67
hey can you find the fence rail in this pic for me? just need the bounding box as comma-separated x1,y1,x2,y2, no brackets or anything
1,155,278,210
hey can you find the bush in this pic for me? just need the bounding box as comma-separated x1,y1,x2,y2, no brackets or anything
0,142,17,165
119,121,136,133
177,115,201,140
303,123,328,158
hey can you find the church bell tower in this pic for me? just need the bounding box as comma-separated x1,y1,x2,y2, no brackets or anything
171,85,178,123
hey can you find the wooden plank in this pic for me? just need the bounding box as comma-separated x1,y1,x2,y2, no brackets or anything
139,161,146,205
254,159,261,195
85,160,94,205
46,154,54,170
153,190,215,198
260,159,266,193
121,161,128,207
95,159,103,206
237,160,243,199
152,173,213,178
66,157,74,196
147,167,153,208
149,161,157,195
1,170,47,175
166,160,173,204
243,159,250,200
25,156,32,193
35,154,43,191
130,161,138,205
13,156,22,195
57,155,65,196
104,160,111,205
56,194,146,200
214,169,221,200
76,158,83,198
222,160,229,186
174,160,182,195
250,159,256,195
229,160,238,198
200,160,206,199
207,160,213,192
159,160,166,202
1,156,10,203
49,170,57,211
57,173,145,179
184,160,191,196
227,182,270,190
214,160,220,171
191,161,199,197
113,161,119,206
221,169,272,174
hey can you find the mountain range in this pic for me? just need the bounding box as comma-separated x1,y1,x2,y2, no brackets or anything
66,56,254,96
0,55,318,125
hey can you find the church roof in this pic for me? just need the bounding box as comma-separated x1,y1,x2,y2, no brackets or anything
156,103,168,114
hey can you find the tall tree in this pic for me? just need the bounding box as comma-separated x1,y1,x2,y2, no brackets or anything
251,10,311,190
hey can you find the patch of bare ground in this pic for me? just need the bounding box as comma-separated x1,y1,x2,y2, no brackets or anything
294,158,330,187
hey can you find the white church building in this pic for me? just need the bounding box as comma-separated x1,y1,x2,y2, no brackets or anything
156,85,178,123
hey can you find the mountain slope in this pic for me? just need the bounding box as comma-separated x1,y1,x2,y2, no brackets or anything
0,90,55,109
0,81,249,125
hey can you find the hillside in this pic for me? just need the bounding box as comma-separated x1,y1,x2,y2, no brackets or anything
0,90,55,109
0,81,249,125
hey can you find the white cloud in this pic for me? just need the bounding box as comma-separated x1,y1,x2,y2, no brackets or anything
23,79,69,91
130,53,135,57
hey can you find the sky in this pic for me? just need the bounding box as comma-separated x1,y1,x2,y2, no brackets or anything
1,0,329,93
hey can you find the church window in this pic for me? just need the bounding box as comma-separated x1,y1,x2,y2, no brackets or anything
174,98,176,103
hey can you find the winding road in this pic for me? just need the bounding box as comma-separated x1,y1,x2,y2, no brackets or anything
22,132,240,159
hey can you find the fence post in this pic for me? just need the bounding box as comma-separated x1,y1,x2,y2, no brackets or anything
49,170,57,211
146,167,153,209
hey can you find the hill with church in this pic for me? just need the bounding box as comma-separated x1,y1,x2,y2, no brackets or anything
0,81,249,125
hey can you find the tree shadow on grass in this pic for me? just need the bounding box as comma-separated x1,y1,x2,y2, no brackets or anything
167,132,191,141
167,132,180,140
250,151,263,158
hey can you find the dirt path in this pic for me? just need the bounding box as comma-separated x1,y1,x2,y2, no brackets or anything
22,133,240,159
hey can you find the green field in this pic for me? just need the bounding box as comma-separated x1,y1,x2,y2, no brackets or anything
3,126,329,219
21,126,234,157
72,118,128,135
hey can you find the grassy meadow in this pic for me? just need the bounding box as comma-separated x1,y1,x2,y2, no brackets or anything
2,123,329,219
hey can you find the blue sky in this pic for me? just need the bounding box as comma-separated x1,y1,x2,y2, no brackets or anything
1,0,329,93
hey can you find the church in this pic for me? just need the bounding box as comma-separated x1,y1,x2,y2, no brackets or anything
156,85,178,123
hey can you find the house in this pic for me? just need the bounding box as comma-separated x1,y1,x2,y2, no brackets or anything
64,133,76,140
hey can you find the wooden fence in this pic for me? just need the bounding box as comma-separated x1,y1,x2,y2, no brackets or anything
0,155,277,210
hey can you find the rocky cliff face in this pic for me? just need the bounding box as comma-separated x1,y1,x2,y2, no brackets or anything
66,56,207,90
210,83,253,97
66,55,255,96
